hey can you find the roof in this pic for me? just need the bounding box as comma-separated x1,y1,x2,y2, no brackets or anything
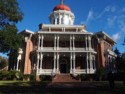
95,31,116,44
20,29,34,34
53,4,71,11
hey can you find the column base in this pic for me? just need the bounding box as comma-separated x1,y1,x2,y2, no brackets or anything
36,75,40,81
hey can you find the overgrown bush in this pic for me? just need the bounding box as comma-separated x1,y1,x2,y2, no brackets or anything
0,71,23,80
23,74,36,81
8,71,23,80
39,75,52,81
95,67,106,81
29,74,36,81
114,72,124,81
0,71,9,80
23,74,30,81
80,74,96,81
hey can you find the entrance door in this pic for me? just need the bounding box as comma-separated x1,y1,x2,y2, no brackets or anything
60,64,67,73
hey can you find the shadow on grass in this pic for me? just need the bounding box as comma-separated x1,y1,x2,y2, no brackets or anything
0,81,125,94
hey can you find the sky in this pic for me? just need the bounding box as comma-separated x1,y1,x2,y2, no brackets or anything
1,0,125,57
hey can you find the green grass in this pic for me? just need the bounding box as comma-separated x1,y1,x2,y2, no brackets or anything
0,81,125,94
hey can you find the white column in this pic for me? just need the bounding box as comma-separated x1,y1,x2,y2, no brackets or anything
54,35,57,50
40,53,43,70
54,53,56,72
38,35,41,50
64,27,65,32
94,56,96,70
56,53,60,73
55,18,57,24
85,35,88,50
59,13,61,24
37,53,40,73
88,35,92,50
89,53,93,73
73,53,76,72
86,53,89,73
16,59,19,71
57,35,59,50
41,35,44,49
73,35,75,50
70,35,72,50
70,53,73,73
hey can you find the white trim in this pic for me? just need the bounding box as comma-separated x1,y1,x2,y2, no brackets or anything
38,24,85,29
37,31,93,35
24,29,34,34
95,31,116,44
36,50,97,54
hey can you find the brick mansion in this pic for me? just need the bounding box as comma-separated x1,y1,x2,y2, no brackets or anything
8,0,117,81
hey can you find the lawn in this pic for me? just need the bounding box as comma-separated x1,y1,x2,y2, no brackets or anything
0,81,125,94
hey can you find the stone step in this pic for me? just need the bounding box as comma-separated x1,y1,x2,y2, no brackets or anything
52,74,81,82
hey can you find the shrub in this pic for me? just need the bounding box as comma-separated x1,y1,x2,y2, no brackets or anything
39,75,52,81
23,74,30,81
8,71,17,80
0,71,9,80
29,74,36,81
114,72,124,81
23,74,36,81
95,67,106,81
0,70,23,80
80,74,96,81
8,71,23,80
15,71,23,80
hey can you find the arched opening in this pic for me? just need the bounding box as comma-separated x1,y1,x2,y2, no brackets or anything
60,59,68,73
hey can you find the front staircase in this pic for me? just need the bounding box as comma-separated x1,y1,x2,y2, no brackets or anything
52,74,81,82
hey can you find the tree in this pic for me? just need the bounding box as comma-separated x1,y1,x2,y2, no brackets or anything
0,0,23,28
114,47,122,72
0,56,8,70
0,0,23,54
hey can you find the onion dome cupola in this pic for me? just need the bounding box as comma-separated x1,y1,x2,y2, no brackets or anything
49,0,75,25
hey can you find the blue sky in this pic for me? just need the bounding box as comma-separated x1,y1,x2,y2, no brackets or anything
2,0,125,57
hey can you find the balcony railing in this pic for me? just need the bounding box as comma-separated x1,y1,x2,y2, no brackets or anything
37,69,54,75
38,47,88,51
75,69,86,74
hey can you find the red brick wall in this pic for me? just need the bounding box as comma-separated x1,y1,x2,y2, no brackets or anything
24,38,33,74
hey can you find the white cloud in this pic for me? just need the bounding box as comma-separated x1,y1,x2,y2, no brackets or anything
121,24,125,32
107,16,117,27
104,6,110,12
112,33,120,41
86,9,93,24
117,18,125,32
97,6,116,19
110,6,116,12
120,8,125,13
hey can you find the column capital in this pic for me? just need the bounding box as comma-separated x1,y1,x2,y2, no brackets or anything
70,35,72,39
54,35,57,39
42,35,44,39
57,35,60,39
73,53,76,60
38,35,41,38
73,35,75,39
70,53,73,59
88,35,91,40
37,53,40,59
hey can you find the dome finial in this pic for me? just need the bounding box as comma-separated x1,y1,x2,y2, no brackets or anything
60,0,63,4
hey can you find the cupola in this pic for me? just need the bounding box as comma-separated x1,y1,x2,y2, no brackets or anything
49,0,75,25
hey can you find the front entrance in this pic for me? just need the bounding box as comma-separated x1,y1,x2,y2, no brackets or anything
60,59,68,73
60,64,67,73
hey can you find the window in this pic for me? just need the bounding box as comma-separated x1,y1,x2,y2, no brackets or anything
57,18,59,24
61,18,64,24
